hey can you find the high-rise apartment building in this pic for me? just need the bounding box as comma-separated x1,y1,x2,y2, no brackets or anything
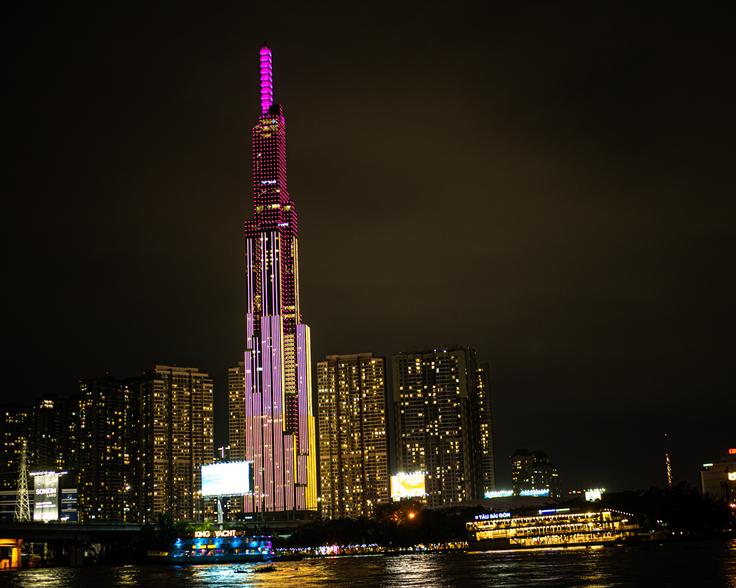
393,347,495,506
317,353,389,519
29,395,76,473
511,449,560,496
0,405,30,491
242,47,317,516
228,362,246,461
77,376,140,522
137,365,214,522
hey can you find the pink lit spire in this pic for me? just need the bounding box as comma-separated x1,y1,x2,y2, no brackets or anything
260,46,273,115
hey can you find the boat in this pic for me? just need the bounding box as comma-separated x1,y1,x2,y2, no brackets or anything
233,564,277,574
161,534,274,564
466,508,639,550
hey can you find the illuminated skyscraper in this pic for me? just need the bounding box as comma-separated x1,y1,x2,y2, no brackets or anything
137,365,214,522
77,376,140,522
242,46,317,516
29,395,77,473
242,46,317,515
228,362,246,461
317,353,389,519
393,347,495,506
0,405,30,491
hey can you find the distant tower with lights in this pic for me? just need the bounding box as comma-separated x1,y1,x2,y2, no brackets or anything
664,433,673,489
242,46,317,516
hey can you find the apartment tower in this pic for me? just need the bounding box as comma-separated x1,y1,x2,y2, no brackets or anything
317,353,389,519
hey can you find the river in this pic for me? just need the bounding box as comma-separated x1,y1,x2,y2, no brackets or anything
2,540,735,586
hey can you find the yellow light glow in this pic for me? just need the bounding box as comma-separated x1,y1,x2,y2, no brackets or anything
391,472,426,500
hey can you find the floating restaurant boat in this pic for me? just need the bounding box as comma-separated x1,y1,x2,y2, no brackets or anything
466,508,639,550
160,531,274,564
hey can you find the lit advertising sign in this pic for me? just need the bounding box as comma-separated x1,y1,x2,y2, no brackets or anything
194,529,242,538
474,511,511,521
390,471,426,500
728,472,736,482
484,490,513,499
201,461,251,497
519,489,550,497
585,488,605,502
32,472,62,522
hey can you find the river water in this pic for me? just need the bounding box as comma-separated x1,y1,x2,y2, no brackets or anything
2,540,735,587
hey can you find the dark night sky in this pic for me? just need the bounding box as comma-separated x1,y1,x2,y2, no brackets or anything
5,2,734,491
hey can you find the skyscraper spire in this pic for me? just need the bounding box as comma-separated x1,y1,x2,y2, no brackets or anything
260,46,273,115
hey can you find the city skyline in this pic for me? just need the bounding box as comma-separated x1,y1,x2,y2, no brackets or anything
5,3,734,492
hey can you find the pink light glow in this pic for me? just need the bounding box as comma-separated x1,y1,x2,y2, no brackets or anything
260,46,273,114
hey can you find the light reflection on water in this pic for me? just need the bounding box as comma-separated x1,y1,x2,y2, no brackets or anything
2,541,735,587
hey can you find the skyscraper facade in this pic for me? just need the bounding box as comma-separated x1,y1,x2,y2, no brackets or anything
317,353,389,519
242,47,317,516
228,362,246,461
511,449,560,496
29,396,77,473
226,362,247,517
137,365,214,522
0,405,30,491
77,376,140,522
393,347,495,506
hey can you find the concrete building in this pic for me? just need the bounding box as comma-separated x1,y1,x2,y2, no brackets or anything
511,449,560,497
227,362,246,461
393,346,495,506
317,353,389,519
137,365,214,522
0,405,30,491
29,396,78,473
77,376,140,522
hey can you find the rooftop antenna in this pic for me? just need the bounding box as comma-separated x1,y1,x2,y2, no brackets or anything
14,440,31,522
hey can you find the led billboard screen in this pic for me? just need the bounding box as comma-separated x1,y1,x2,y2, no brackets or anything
390,471,426,500
584,488,605,502
32,472,61,522
201,461,251,497
484,489,513,499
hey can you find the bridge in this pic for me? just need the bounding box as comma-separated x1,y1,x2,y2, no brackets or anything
0,522,142,568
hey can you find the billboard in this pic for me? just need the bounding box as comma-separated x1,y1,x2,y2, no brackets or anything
201,461,251,497
32,472,63,522
584,488,605,502
390,471,426,500
484,489,513,499
519,488,550,497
